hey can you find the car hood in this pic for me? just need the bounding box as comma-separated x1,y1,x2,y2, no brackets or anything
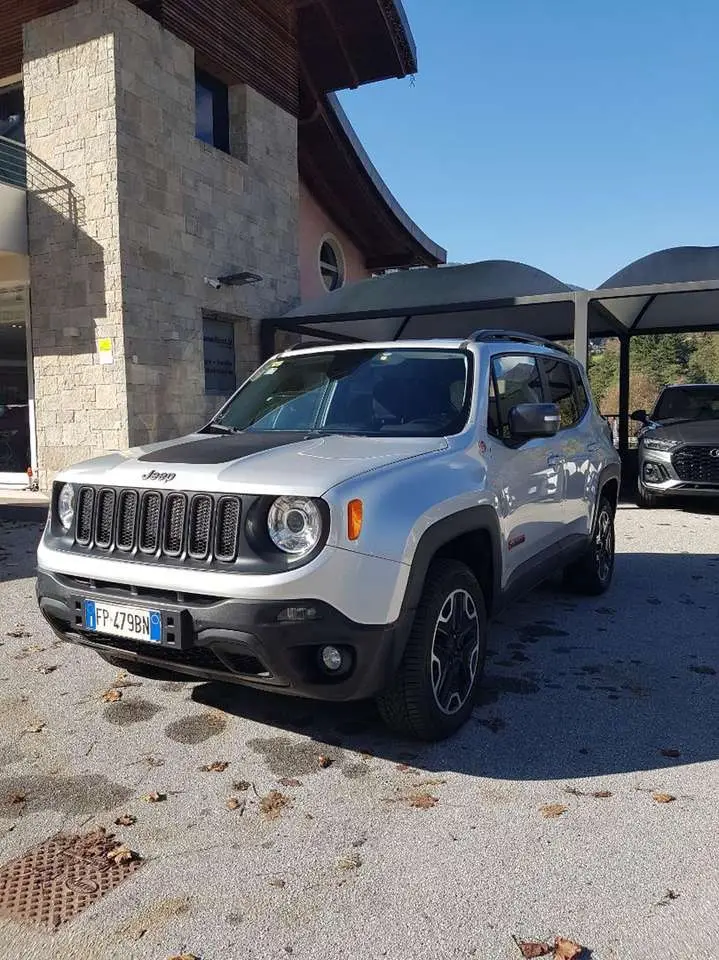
57,432,449,496
643,419,719,444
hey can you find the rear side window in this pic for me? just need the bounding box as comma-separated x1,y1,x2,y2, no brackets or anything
540,357,582,429
571,365,590,418
488,354,543,441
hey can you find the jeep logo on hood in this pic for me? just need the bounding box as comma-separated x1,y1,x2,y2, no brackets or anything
142,470,177,483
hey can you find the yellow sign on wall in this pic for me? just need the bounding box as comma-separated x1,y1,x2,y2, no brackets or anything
97,338,113,365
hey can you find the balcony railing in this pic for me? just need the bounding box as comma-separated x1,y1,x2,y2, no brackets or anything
0,134,82,228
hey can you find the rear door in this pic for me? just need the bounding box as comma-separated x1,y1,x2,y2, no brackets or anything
538,356,594,537
486,353,566,585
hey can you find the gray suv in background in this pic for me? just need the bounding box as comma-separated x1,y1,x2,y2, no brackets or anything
633,383,719,508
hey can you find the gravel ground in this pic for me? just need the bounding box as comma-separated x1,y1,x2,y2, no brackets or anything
0,502,717,960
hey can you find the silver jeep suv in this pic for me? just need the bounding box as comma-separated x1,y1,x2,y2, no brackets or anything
36,331,620,740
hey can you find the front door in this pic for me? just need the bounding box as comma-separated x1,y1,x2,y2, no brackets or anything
0,285,33,486
487,353,565,586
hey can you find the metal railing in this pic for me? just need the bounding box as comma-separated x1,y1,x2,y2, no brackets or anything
0,134,83,228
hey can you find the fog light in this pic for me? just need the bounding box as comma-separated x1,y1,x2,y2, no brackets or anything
320,645,343,672
644,463,663,483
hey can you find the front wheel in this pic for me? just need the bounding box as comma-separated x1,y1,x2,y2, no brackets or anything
376,559,488,741
564,496,616,596
636,480,661,509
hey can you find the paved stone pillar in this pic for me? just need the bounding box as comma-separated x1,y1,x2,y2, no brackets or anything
24,0,129,486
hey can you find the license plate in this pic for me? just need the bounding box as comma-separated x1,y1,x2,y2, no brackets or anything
83,600,162,644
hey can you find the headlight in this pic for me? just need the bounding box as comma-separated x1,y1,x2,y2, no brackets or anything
267,496,322,555
58,483,75,531
642,437,679,451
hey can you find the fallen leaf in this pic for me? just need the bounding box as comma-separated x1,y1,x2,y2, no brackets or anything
38,665,58,675
395,763,412,773
660,748,681,758
336,852,362,870
22,722,46,734
408,791,438,810
114,814,137,826
8,792,26,805
653,793,676,804
106,844,138,865
540,803,568,819
514,940,552,959
412,777,447,787
167,955,199,960
232,780,251,792
199,761,229,773
318,755,333,769
563,787,584,797
592,790,612,799
102,688,122,703
141,792,166,803
553,937,583,960
656,888,680,906
226,797,246,813
278,777,302,788
268,878,286,888
112,672,142,688
260,790,291,820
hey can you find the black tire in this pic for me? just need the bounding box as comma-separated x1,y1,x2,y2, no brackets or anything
376,559,488,741
564,495,616,596
636,479,661,509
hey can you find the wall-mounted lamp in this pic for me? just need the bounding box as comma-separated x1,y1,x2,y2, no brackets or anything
203,272,264,289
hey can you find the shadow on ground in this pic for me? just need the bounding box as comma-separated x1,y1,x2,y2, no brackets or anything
192,550,719,783
0,508,45,583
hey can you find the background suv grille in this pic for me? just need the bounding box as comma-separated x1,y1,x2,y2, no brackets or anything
672,446,719,484
74,487,242,563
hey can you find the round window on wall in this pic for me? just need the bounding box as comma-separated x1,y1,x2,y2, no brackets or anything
319,237,345,292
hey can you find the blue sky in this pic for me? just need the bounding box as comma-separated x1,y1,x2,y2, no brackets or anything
338,0,719,288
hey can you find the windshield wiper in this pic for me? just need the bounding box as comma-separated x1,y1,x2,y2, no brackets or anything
202,423,239,434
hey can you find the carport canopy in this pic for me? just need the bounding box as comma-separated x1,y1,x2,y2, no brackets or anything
263,246,719,455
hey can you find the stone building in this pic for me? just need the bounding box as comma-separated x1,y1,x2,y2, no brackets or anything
0,0,444,489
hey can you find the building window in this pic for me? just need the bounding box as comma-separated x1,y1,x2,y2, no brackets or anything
203,314,236,395
0,84,24,143
195,70,229,153
319,237,345,292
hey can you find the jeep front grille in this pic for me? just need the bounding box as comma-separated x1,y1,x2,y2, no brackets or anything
74,487,242,563
672,446,719,485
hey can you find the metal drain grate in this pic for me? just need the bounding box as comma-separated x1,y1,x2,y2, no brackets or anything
0,828,141,930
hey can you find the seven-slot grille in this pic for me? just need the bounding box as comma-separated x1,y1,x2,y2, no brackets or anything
672,446,719,485
74,487,241,562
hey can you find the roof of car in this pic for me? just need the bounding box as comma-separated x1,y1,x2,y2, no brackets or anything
279,337,574,358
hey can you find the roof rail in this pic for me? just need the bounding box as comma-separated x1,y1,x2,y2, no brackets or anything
466,329,571,355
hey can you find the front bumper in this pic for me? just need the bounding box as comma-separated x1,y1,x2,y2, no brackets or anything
36,570,406,701
639,449,719,498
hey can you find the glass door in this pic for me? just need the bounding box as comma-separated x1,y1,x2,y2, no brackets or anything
0,284,34,486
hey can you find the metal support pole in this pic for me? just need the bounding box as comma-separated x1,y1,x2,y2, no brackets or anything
259,322,276,363
573,293,589,369
618,334,630,458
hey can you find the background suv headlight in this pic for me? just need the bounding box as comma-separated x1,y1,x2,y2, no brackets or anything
57,483,75,531
641,438,679,452
267,496,323,555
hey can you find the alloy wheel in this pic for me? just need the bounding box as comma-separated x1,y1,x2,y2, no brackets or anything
594,507,614,583
430,589,481,715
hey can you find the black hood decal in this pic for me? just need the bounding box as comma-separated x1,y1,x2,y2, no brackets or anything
138,432,310,465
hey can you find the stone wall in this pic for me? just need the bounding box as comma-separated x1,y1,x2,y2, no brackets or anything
112,0,299,443
23,0,300,484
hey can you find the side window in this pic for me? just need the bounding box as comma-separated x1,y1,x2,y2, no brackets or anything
540,358,580,429
490,355,543,442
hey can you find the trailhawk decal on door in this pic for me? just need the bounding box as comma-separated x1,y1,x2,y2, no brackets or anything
508,534,527,551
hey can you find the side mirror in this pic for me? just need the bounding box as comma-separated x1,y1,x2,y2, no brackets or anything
631,409,648,423
508,403,561,439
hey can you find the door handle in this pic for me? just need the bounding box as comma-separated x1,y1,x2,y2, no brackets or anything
547,454,563,467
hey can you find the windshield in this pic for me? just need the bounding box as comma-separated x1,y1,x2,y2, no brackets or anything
209,348,472,437
652,385,719,422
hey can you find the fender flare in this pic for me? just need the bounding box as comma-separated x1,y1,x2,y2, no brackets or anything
398,505,503,628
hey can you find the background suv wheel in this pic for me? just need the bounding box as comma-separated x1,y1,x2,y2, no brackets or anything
636,479,661,509
376,559,488,741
